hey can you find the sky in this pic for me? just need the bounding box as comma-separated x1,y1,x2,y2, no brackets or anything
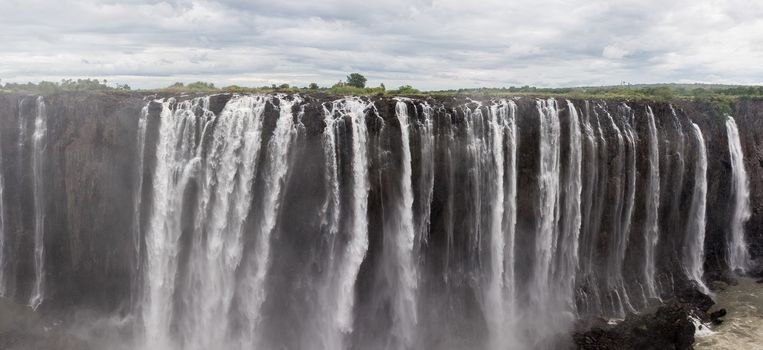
1,0,762,90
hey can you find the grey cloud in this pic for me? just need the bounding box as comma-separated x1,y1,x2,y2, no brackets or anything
0,0,762,89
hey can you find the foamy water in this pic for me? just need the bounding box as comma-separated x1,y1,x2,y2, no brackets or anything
695,278,763,350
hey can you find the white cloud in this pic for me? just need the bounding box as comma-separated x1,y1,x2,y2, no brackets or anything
0,0,762,89
602,45,629,60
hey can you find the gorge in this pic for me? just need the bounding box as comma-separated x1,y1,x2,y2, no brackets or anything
0,91,762,349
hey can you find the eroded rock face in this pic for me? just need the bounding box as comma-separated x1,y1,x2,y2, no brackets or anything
0,92,761,347
0,92,144,311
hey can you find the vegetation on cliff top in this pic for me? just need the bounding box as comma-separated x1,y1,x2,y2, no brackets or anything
1,77,762,110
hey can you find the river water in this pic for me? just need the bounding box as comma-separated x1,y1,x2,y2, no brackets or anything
695,278,763,350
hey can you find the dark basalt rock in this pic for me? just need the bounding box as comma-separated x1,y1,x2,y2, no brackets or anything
573,301,700,350
748,259,763,278
675,284,715,312
709,308,727,325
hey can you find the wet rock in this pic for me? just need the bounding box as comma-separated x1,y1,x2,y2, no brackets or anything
709,281,729,291
574,301,698,350
709,308,727,325
676,285,714,312
710,280,729,291
748,260,763,278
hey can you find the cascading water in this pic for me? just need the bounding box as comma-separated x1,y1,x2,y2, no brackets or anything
601,105,628,316
29,96,47,311
142,97,211,350
316,97,372,350
577,102,605,316
463,102,485,263
132,105,148,270
525,99,566,346
683,123,709,294
236,95,301,348
502,100,518,316
643,107,661,299
554,100,582,312
391,100,419,349
532,99,560,303
725,117,750,273
182,95,270,350
313,101,342,350
482,100,517,349
2,93,760,350
416,102,435,246
140,95,307,350
130,104,149,311
617,104,638,315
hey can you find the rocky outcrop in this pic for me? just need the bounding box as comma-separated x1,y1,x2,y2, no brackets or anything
574,302,698,350
574,280,716,349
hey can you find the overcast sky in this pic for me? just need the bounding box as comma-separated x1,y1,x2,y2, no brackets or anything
1,0,762,90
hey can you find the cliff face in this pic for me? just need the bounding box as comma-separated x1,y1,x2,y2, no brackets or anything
733,100,763,259
0,92,760,349
0,92,143,310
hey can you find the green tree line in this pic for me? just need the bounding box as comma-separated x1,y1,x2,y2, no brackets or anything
3,76,763,104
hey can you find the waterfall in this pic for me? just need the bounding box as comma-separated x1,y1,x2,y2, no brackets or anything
520,98,563,347
601,105,627,316
315,100,343,350
184,95,269,350
463,103,485,261
503,100,518,313
597,104,637,317
132,105,148,279
140,95,304,349
643,107,661,299
683,123,709,294
142,97,210,349
237,95,301,348
392,100,419,348
555,100,582,311
417,102,435,245
29,96,47,311
577,102,604,316
617,104,637,315
483,100,515,348
725,117,750,273
318,98,372,350
5,92,761,349
532,99,560,303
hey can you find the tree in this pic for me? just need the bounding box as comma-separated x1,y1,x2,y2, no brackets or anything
346,73,367,88
309,82,319,90
396,85,419,94
186,81,216,91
